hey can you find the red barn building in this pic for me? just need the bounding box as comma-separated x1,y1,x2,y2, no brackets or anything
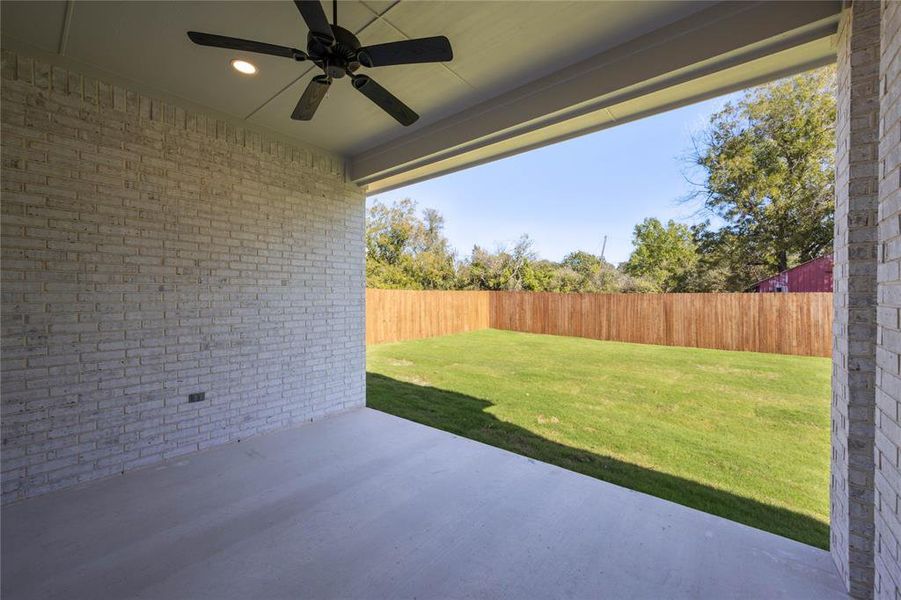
751,254,834,293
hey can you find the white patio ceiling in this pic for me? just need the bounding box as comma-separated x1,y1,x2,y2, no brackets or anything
1,0,841,192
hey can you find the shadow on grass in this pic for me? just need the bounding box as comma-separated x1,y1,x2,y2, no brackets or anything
366,372,829,550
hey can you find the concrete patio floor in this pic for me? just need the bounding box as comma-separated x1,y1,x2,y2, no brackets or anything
2,407,846,599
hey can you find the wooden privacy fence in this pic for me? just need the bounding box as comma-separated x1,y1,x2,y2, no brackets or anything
366,289,833,357
366,289,490,344
489,291,833,357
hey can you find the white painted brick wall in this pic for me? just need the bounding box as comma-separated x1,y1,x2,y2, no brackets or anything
875,1,901,597
832,3,881,596
0,49,366,504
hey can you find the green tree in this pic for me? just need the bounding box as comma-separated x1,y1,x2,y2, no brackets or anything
561,251,605,277
460,235,544,291
460,243,652,293
557,251,634,293
366,199,456,289
622,218,699,292
689,66,836,289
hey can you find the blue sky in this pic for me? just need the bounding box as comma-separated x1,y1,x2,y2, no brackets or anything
367,93,739,265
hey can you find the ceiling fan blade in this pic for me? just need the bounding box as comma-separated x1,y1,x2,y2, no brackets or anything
291,75,331,121
357,36,453,68
352,75,418,126
294,0,334,44
187,31,303,60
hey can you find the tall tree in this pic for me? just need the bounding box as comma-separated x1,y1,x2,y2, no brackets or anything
365,199,457,289
622,218,699,292
690,66,836,289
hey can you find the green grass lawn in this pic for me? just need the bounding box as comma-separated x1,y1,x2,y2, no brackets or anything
366,329,831,549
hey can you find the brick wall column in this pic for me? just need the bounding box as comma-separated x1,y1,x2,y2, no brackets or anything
832,1,882,597
874,0,901,598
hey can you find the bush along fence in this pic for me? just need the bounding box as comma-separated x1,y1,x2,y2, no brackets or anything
365,289,833,357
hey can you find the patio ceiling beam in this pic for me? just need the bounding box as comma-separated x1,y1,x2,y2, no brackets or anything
351,0,842,193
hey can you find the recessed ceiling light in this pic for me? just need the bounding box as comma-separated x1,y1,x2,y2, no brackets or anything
230,59,257,75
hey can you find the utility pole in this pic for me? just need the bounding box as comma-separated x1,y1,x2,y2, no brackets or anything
600,235,607,261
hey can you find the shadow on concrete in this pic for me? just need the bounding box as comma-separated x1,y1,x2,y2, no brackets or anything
366,372,829,550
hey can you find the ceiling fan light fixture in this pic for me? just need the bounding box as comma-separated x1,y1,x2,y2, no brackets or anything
189,1,453,126
230,59,257,75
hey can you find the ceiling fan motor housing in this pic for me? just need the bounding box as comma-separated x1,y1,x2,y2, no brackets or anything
309,26,362,79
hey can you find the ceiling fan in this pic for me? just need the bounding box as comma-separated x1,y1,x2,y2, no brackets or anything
187,0,453,126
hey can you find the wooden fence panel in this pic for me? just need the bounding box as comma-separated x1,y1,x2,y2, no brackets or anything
488,291,833,357
366,289,490,345
366,289,833,356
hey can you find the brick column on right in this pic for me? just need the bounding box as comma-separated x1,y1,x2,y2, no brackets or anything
832,1,882,597
875,0,901,598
